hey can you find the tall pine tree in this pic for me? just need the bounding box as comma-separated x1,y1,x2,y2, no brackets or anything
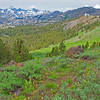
0,39,9,64
13,38,31,62
59,40,66,54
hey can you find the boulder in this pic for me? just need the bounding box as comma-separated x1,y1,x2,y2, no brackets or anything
5,60,24,67
0,69,2,72
66,45,84,57
42,58,52,66
13,89,21,96
81,55,91,60
10,88,22,96
5,60,17,66
16,63,24,67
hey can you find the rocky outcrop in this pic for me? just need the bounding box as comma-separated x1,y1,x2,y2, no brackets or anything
5,60,24,67
66,45,84,57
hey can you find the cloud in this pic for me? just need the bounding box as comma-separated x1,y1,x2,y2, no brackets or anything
0,0,100,11
84,5,90,7
94,4,100,9
28,5,38,9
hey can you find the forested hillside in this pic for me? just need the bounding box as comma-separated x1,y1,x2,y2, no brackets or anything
0,16,100,100
0,16,100,51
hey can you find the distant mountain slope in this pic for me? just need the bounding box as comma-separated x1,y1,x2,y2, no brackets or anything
0,7,100,25
64,7,100,20
64,16,100,30
0,8,50,17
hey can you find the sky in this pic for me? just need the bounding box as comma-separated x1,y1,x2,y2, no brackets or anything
0,0,100,11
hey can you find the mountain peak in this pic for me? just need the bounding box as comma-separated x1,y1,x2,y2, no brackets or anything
0,7,100,25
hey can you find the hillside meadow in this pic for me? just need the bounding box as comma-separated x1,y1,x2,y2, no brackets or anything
0,16,100,100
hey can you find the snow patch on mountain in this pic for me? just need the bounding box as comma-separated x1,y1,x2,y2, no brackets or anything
0,7,50,18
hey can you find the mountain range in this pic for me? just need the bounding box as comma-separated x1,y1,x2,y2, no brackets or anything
0,7,100,25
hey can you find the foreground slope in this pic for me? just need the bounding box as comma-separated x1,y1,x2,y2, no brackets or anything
1,40,100,100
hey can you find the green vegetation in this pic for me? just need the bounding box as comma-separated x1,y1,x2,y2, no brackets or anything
13,38,32,62
0,17,100,51
59,40,66,54
0,39,10,64
0,16,100,100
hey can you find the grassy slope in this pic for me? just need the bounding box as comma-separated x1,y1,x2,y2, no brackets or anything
22,27,100,100
12,45,100,100
32,27,100,54
81,27,100,41
1,19,100,100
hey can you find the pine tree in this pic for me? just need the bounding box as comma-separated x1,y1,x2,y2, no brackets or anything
13,38,31,62
98,42,100,47
85,41,89,49
51,46,59,56
91,42,97,48
0,39,9,64
82,44,85,49
59,40,66,54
